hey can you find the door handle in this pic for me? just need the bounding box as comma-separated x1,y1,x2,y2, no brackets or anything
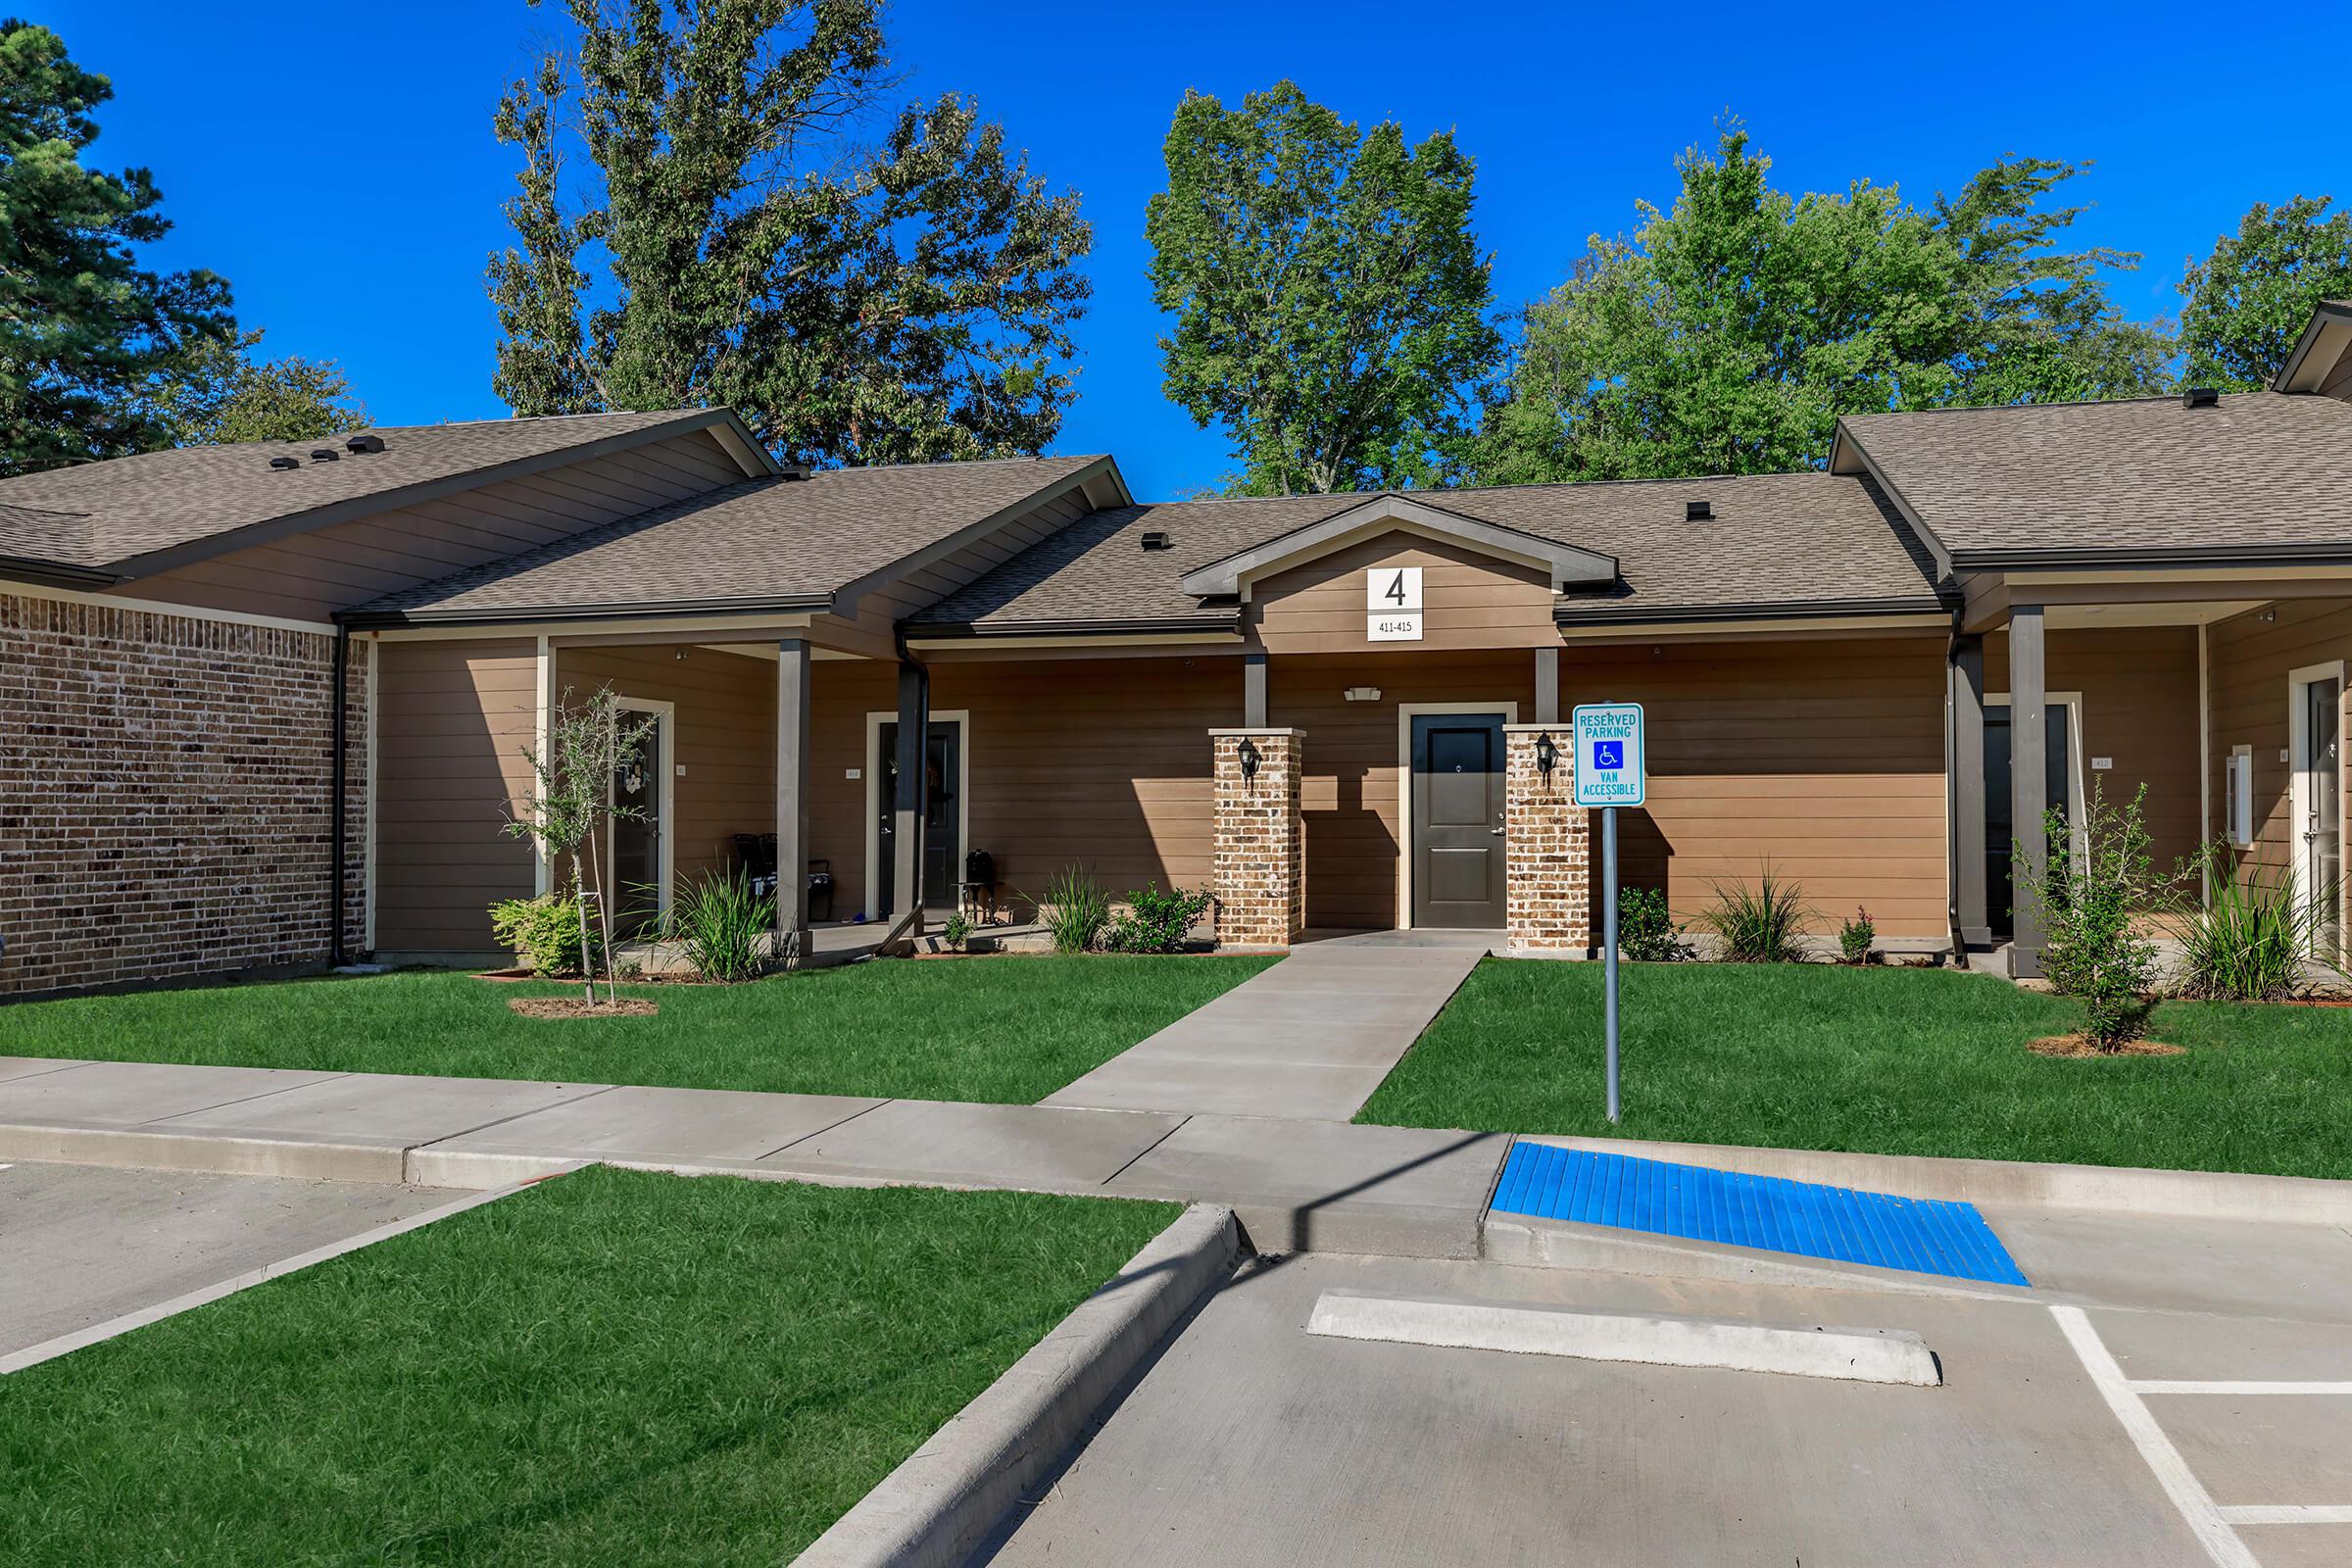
1489,827,1504,836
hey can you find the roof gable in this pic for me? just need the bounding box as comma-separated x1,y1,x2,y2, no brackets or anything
1177,493,1618,599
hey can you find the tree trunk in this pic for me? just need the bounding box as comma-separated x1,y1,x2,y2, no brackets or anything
570,853,594,1004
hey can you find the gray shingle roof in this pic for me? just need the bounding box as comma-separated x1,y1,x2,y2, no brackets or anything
356,454,1108,621
0,410,725,574
909,471,1945,631
1839,391,2352,563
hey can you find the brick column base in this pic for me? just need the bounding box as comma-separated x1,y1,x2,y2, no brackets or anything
1504,724,1591,954
1210,728,1304,947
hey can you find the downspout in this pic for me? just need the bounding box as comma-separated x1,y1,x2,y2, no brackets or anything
329,623,351,967
1943,612,1965,966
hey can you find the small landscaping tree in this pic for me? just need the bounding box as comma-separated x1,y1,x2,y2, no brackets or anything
1838,906,1876,965
501,687,655,1006
2015,780,2166,1050
1617,886,1685,962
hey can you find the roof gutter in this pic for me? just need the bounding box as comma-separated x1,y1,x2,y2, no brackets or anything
0,556,121,591
1553,594,1955,628
336,590,836,630
902,612,1244,640
1952,542,2352,572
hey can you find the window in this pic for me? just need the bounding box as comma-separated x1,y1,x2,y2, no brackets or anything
2226,745,2255,848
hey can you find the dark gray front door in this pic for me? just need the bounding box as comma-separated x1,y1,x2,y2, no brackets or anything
611,710,663,935
1411,712,1506,929
876,720,959,919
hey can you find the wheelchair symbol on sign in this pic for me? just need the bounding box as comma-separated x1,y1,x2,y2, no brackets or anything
1593,741,1623,769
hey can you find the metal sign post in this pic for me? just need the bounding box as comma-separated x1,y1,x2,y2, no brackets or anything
1573,703,1646,1126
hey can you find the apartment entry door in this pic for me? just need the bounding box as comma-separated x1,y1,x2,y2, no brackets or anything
1409,711,1507,929
2299,672,2341,955
876,719,960,920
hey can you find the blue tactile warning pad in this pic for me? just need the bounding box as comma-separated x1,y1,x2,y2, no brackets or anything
1490,1143,2032,1288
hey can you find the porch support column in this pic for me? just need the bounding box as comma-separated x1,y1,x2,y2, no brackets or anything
1244,652,1268,728
1503,725,1591,955
1534,646,1560,725
893,658,930,940
775,637,811,960
2009,605,2049,978
1948,632,1988,951
1210,728,1303,947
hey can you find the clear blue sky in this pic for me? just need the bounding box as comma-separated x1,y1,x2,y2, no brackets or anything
43,0,2351,499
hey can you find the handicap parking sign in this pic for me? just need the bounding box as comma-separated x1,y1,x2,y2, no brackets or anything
1572,703,1645,808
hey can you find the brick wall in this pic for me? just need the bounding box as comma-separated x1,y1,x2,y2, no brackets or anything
0,592,367,995
1504,725,1590,954
1210,729,1304,947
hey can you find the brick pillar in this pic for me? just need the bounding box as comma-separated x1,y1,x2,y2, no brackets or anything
1504,725,1591,955
1210,728,1304,948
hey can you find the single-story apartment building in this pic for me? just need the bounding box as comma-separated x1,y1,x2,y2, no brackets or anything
4,300,2351,996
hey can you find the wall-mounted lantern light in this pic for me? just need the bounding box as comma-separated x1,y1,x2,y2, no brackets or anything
1238,736,1261,781
1534,731,1558,777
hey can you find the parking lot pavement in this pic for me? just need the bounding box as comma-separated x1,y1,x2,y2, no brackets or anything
986,1236,2352,1568
0,1160,465,1361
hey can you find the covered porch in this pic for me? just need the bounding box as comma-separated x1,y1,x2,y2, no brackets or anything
1951,572,2352,976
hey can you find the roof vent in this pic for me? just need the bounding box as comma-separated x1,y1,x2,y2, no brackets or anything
1686,499,1714,522
778,464,812,480
309,448,339,462
1140,530,1173,551
345,434,386,454
2182,386,2221,410
269,455,301,471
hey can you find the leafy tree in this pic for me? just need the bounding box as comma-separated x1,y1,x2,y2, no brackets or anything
0,19,235,474
1145,80,1501,496
2179,195,2352,390
155,329,367,446
1480,125,2170,485
487,0,1091,467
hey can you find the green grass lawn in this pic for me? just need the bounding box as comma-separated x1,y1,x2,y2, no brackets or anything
1358,959,2352,1180
0,1166,1176,1566
0,956,1274,1103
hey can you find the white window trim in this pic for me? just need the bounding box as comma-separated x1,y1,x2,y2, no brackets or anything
1394,701,1519,930
2286,660,2344,942
612,696,676,920
862,709,971,922
1988,691,2088,872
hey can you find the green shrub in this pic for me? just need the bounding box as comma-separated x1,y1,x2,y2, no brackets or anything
2171,844,2335,1001
1037,865,1111,955
1698,868,1813,963
2018,780,2164,1050
1838,906,1876,965
1103,883,1213,954
941,909,974,952
488,884,599,977
660,869,775,983
1617,886,1685,962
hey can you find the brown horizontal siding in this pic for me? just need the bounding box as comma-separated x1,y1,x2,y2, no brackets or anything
1248,532,1560,656
1986,624,2201,880
370,636,538,952
806,654,1235,920
2208,602,2352,916
1563,636,1949,937
122,430,746,622
557,644,779,898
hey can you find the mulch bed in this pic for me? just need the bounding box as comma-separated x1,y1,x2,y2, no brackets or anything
507,997,659,1020
2027,1034,2185,1058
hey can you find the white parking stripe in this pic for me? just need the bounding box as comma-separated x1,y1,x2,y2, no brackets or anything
2216,1506,2352,1525
2050,1305,2264,1568
2130,1380,2352,1396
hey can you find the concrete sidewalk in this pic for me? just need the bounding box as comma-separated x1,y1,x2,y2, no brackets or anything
1040,929,1491,1120
0,1057,1508,1257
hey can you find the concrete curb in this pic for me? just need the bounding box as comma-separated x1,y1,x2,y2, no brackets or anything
1510,1132,2352,1226
795,1202,1241,1568
0,1121,409,1183
1305,1289,1942,1387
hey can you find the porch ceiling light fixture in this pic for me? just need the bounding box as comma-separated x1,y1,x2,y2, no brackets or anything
1237,736,1261,781
1535,731,1558,776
